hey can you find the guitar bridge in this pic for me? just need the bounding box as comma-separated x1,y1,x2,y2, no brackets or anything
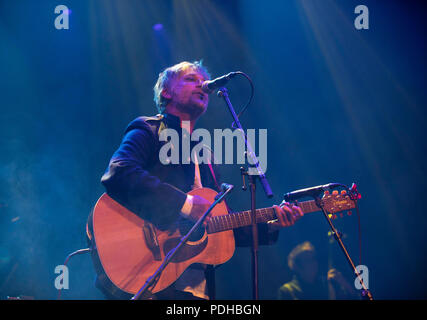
142,222,161,261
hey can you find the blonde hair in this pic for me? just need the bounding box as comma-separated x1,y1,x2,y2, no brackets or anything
153,60,211,113
287,241,316,271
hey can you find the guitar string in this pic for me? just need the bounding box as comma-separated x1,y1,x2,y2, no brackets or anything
143,208,277,232
141,201,315,231
133,198,349,231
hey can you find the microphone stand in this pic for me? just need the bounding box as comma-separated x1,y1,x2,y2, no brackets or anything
131,185,233,300
217,87,273,300
313,190,373,301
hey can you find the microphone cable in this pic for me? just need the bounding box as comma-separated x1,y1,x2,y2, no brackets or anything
228,71,254,129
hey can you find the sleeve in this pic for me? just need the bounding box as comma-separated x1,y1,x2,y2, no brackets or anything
233,223,279,247
101,125,187,226
180,195,194,217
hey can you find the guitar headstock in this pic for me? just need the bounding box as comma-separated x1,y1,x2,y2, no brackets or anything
321,189,357,219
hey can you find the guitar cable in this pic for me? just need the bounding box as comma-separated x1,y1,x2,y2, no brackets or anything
348,183,363,266
56,248,92,300
354,202,362,266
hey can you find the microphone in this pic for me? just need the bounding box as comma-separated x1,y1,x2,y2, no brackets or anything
221,183,234,192
283,183,342,202
201,72,239,94
214,183,234,200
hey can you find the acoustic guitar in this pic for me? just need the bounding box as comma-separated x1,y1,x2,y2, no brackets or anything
90,187,356,295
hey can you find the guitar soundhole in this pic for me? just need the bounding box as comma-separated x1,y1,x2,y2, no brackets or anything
178,218,206,242
162,218,208,263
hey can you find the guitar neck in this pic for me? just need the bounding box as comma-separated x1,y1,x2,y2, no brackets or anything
207,199,321,234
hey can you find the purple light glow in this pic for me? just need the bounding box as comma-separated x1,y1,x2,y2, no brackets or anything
153,23,164,31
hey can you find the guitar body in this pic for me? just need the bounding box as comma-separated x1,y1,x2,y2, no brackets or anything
91,187,235,295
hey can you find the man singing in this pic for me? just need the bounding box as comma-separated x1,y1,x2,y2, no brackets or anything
87,61,303,300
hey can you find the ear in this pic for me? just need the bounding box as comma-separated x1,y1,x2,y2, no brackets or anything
161,88,172,100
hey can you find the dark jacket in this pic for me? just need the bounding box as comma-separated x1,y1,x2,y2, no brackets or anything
88,113,278,299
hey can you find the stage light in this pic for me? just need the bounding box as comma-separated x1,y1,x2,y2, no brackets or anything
153,23,164,31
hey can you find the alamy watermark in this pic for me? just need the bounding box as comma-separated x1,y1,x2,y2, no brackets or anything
54,5,70,30
158,121,268,175
354,5,369,30
54,265,69,290
54,5,369,31
354,264,369,290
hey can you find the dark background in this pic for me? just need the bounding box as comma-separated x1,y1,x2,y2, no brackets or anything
0,0,426,299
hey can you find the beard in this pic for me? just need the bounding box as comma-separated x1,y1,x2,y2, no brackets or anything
176,98,207,118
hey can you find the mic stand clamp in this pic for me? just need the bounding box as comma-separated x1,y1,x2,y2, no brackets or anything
313,194,373,301
131,185,233,300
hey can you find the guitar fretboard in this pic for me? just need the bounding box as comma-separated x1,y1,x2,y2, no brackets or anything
207,199,321,234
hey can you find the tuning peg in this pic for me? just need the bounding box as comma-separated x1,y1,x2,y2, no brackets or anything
341,190,347,195
332,190,339,195
350,183,362,200
324,190,330,196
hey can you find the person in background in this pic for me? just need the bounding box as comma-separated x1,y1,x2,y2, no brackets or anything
277,241,357,300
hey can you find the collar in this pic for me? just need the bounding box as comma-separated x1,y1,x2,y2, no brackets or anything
161,113,181,130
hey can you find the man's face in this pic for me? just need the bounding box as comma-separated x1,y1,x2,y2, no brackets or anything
164,68,209,118
295,251,319,284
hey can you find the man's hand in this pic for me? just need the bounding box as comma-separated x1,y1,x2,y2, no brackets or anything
188,195,213,224
269,201,304,231
327,268,356,298
328,269,353,291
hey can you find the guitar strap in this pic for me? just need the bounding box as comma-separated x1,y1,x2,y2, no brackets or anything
152,116,230,300
207,162,232,214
